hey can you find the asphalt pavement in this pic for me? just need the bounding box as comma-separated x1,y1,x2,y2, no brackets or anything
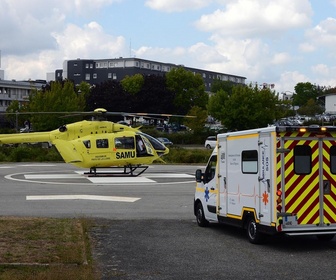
90,219,336,280
1,163,336,279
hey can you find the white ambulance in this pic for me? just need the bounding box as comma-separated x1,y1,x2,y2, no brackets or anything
194,126,336,243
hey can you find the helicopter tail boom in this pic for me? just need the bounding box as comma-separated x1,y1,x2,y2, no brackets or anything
0,131,51,145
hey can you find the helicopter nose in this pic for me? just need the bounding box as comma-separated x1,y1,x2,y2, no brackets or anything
156,146,169,157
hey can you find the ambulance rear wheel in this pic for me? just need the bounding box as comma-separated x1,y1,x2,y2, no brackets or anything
247,218,263,244
316,234,335,241
196,202,209,227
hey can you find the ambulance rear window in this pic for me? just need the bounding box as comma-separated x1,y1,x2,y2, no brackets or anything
330,146,336,174
242,150,258,174
294,145,311,174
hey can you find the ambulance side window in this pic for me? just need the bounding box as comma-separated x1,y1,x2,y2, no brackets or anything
242,150,258,174
294,145,311,174
205,155,217,183
330,146,336,174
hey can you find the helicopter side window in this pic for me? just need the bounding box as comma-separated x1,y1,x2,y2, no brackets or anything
83,140,91,148
96,139,109,148
115,137,135,149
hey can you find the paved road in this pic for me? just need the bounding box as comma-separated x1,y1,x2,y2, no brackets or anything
91,219,336,280
0,163,200,219
1,163,336,279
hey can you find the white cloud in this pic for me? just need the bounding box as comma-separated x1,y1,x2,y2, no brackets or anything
145,0,211,12
195,0,312,38
3,21,126,80
278,71,309,93
305,17,336,49
311,64,330,76
299,42,315,52
52,21,125,59
271,53,291,65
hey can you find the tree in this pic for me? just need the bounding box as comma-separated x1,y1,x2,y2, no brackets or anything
27,80,86,131
5,100,21,130
208,84,285,131
87,80,133,113
132,75,175,114
166,67,208,115
293,82,319,107
211,80,235,95
121,74,144,95
297,98,324,116
183,106,208,133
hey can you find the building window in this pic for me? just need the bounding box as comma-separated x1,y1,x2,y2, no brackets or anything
90,64,93,68
86,64,89,68
93,73,97,79
74,63,77,67
113,73,117,80
108,73,112,79
85,74,90,80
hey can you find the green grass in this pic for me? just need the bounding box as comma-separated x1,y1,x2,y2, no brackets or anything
0,217,96,280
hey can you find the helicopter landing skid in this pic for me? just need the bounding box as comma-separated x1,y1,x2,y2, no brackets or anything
85,165,149,177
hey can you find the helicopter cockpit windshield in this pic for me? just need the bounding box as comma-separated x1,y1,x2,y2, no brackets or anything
138,132,167,154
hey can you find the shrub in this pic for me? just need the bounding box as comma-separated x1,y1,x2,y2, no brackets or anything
159,147,212,164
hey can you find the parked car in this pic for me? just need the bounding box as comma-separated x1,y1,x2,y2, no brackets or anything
157,137,173,146
204,136,216,149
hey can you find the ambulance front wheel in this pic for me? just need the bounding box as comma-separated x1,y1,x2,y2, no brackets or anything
246,218,263,244
195,202,209,227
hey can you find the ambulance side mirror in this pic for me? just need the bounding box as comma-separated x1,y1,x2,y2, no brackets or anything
195,169,204,182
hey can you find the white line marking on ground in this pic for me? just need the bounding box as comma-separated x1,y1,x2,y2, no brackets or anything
19,164,57,167
87,177,156,183
143,173,194,178
26,195,141,202
25,174,83,179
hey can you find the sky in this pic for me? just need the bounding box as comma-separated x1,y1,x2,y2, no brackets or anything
0,0,336,94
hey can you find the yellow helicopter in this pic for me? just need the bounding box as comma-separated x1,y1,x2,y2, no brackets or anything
0,108,184,176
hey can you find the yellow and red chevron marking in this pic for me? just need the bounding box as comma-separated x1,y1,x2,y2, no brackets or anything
277,132,320,225
277,131,336,225
284,139,320,225
322,141,336,224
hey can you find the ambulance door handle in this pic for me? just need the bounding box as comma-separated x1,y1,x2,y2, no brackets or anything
224,177,226,189
266,179,270,193
323,180,330,195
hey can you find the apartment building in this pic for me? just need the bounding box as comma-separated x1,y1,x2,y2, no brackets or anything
56,57,246,91
0,79,45,113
